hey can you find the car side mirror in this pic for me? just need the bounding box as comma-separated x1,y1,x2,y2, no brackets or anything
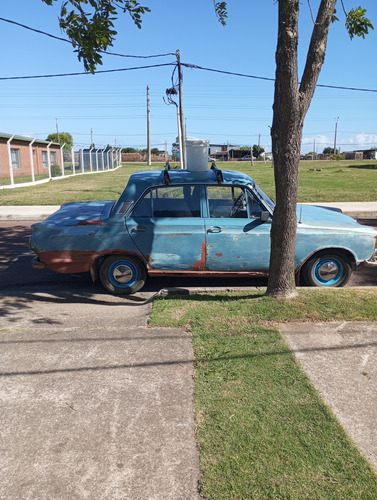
260,211,270,222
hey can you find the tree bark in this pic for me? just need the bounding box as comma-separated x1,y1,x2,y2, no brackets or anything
266,0,337,298
266,0,301,298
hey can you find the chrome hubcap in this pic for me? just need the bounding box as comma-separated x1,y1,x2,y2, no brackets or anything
113,264,133,283
316,260,340,283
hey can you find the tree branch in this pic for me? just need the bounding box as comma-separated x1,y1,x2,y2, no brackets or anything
299,0,337,121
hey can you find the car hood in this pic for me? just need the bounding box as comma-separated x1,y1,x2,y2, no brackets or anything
297,204,376,233
42,200,115,226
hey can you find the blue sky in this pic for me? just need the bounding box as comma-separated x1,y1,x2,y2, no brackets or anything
1,0,376,154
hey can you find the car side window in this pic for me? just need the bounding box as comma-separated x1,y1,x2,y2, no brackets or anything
207,186,248,218
132,186,201,218
247,190,266,218
132,191,152,218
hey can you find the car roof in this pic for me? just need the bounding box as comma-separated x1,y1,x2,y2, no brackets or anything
114,167,255,209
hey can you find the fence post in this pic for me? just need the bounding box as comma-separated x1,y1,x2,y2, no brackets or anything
71,145,77,175
29,138,36,183
7,135,15,187
60,143,66,176
47,141,52,179
95,149,99,171
80,148,84,174
89,146,94,172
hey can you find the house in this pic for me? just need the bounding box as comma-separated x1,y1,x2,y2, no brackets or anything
343,150,364,161
209,144,241,161
342,149,377,160
0,133,62,182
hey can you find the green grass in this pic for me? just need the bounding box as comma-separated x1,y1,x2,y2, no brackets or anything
150,289,377,499
0,163,158,206
1,160,377,205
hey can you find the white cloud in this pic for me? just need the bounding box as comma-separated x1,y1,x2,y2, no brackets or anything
347,133,377,147
301,134,332,146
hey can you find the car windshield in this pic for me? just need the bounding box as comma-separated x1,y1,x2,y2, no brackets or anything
252,184,275,212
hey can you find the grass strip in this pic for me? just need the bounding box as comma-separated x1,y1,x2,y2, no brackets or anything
150,289,377,499
1,160,377,205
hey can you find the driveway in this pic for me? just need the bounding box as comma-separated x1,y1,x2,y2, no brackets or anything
0,288,200,500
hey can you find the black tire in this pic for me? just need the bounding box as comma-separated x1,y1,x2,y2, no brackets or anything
302,250,352,288
99,255,147,295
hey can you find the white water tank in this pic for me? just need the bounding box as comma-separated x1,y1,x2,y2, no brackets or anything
186,138,209,171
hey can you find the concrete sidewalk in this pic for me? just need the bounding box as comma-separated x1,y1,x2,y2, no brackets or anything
0,202,377,220
0,290,200,499
281,321,377,472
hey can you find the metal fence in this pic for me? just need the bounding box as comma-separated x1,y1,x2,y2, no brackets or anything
0,145,123,190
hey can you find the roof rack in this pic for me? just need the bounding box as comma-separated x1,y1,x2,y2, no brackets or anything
210,162,223,183
163,162,171,185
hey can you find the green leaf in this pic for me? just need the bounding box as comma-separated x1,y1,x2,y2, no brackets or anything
214,1,227,26
346,6,374,40
331,8,339,24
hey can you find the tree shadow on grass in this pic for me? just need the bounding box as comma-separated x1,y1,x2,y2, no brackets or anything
348,164,377,170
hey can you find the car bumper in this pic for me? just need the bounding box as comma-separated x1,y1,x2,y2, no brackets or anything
363,248,377,267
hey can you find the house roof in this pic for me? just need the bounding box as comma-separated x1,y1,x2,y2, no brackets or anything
0,133,60,147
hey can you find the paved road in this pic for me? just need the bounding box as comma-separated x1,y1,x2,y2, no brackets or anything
1,221,376,293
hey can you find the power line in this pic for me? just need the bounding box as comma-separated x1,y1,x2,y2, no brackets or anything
182,63,377,93
0,16,69,43
0,64,175,81
0,16,175,59
1,16,376,93
2,60,375,95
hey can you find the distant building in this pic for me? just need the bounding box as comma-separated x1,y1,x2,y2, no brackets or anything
209,144,241,161
0,133,62,179
343,149,377,160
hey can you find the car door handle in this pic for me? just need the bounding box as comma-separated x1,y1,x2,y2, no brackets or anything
131,225,147,233
207,226,222,233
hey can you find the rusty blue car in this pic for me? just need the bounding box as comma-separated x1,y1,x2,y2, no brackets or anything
30,164,377,294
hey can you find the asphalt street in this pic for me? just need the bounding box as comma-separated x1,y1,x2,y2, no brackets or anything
1,220,376,293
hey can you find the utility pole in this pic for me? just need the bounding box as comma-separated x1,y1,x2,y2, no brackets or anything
313,139,316,160
176,50,186,169
91,128,93,147
334,117,339,155
147,85,151,166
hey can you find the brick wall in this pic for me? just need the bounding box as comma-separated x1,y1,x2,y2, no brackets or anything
0,138,62,179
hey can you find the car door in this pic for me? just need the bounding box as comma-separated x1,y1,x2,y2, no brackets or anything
205,185,271,271
126,185,206,270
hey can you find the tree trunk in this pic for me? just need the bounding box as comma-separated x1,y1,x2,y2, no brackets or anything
266,0,301,298
266,0,337,298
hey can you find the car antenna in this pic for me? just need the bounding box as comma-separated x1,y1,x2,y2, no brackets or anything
210,162,223,183
298,203,303,224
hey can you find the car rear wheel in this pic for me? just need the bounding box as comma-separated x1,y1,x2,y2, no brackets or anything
302,250,352,287
99,255,147,294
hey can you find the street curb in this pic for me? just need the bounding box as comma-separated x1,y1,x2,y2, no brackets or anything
0,206,60,221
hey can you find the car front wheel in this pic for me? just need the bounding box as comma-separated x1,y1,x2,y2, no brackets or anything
99,255,147,294
302,250,352,287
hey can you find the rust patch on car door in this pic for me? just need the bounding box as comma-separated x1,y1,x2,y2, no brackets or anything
193,241,206,271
